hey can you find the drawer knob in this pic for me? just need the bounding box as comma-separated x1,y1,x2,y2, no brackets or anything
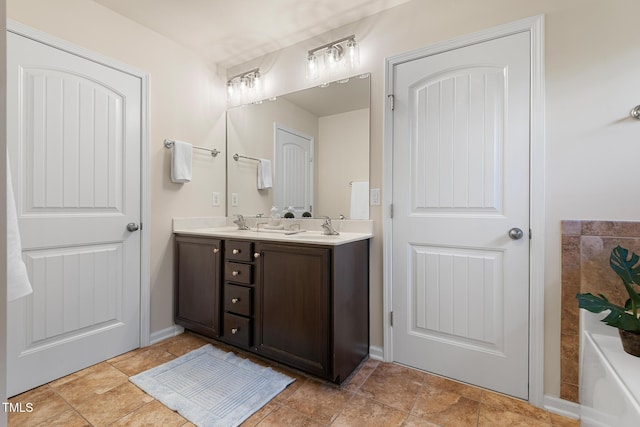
254,252,261,258
231,298,239,304
232,271,240,276
231,328,238,335
232,249,241,255
213,248,219,254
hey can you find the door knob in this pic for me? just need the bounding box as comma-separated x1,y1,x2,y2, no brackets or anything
126,223,140,232
508,228,524,240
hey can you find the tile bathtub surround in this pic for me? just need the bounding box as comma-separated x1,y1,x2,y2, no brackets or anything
560,220,640,403
8,332,578,426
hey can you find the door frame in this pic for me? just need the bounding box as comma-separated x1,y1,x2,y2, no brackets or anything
7,20,151,348
383,15,545,406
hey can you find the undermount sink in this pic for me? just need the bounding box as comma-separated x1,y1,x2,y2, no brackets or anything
285,231,338,238
255,228,289,234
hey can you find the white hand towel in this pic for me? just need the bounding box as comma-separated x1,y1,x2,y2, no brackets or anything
350,181,369,220
7,152,33,301
257,159,272,190
170,140,193,183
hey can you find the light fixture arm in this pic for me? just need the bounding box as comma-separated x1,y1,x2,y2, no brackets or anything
308,35,356,56
228,68,260,82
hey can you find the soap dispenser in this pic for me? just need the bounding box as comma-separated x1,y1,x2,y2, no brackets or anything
268,206,281,227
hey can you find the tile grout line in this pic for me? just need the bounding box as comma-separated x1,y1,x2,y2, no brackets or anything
327,390,357,426
406,371,428,419
48,383,95,427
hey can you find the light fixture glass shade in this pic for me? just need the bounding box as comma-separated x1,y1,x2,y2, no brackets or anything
253,71,261,89
306,53,319,80
240,77,249,93
346,39,360,69
324,45,342,71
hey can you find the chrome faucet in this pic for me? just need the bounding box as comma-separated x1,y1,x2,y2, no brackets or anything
321,216,339,235
233,214,250,230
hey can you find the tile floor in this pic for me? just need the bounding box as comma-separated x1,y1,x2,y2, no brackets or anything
8,332,580,426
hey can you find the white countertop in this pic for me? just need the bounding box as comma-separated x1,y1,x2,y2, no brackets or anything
173,217,373,246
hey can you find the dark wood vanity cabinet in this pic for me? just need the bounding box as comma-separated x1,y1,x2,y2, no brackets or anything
254,243,331,378
174,235,222,337
254,239,370,383
174,234,370,384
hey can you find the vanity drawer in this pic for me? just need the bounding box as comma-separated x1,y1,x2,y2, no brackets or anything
224,284,252,316
226,240,253,262
223,313,252,347
225,262,253,284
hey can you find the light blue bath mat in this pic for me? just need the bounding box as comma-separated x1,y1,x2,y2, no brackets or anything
129,344,294,427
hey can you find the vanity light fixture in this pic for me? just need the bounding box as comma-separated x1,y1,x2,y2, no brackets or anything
227,68,262,102
306,35,359,80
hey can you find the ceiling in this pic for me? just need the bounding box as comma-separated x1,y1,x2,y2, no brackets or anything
92,0,412,70
281,74,370,117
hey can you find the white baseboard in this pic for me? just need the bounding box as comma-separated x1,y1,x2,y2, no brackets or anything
149,324,185,345
543,394,580,419
369,345,384,361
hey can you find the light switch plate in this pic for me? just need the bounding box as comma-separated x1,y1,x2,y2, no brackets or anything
370,188,381,206
231,193,239,207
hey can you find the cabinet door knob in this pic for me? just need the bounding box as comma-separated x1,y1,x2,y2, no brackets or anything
231,298,239,304
254,252,261,258
232,249,240,255
213,248,219,254
231,328,238,334
232,271,240,276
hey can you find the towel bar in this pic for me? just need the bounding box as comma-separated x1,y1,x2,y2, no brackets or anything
233,153,260,162
164,139,220,157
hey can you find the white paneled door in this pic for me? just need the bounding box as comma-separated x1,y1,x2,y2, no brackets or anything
274,124,313,217
7,32,142,396
392,32,531,399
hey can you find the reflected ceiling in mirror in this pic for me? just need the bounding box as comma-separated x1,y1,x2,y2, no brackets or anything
227,74,370,220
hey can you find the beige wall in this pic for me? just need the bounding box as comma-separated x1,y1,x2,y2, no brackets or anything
230,0,640,398
318,108,370,219
8,0,640,399
7,0,227,334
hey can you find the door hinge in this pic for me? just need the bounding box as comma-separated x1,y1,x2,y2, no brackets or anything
529,228,532,239
388,94,395,111
390,204,394,218
390,311,393,327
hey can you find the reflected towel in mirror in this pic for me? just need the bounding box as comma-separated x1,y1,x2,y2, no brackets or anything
258,159,272,189
350,181,369,220
170,140,193,183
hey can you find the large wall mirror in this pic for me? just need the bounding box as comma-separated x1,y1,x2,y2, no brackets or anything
226,74,370,219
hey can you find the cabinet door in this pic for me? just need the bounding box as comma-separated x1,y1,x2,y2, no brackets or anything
255,242,330,377
175,236,222,337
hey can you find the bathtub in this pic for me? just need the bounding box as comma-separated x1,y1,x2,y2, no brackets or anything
580,313,640,426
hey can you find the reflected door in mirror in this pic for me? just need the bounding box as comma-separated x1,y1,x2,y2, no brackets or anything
274,124,313,217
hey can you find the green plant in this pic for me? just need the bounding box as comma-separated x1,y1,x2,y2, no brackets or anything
576,245,640,332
